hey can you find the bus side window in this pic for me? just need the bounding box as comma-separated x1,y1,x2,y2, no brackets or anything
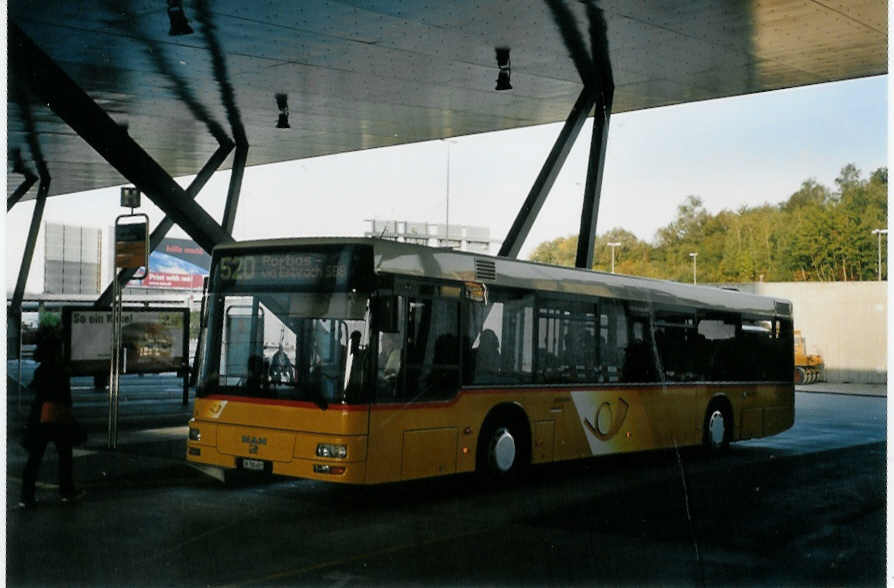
697,313,737,381
620,307,659,383
463,289,534,386
404,296,460,402
465,299,505,385
375,297,405,402
500,294,534,383
536,298,597,384
599,299,626,382
654,310,697,382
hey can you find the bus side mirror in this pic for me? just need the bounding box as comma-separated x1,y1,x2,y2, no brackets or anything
373,296,398,333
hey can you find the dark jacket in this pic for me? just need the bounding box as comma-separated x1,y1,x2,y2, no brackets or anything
27,362,73,425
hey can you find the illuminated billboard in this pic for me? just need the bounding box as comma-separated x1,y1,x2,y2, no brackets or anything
130,237,210,289
62,307,189,375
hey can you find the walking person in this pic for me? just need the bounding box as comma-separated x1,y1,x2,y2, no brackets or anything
19,325,82,508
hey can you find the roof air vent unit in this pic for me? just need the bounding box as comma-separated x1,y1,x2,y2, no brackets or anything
475,258,497,281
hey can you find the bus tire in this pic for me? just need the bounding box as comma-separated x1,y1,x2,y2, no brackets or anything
703,400,732,454
476,410,530,480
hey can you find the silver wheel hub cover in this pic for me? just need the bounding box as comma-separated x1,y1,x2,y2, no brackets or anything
708,410,725,446
492,428,516,472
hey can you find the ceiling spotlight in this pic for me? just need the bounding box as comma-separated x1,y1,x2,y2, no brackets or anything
275,93,290,129
495,47,512,91
167,0,194,36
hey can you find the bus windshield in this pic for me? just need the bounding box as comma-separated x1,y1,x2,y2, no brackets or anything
198,245,374,406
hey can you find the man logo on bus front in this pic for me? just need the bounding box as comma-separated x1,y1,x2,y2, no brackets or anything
584,398,629,441
242,435,267,454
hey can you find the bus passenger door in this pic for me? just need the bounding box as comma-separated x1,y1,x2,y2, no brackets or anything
366,293,462,483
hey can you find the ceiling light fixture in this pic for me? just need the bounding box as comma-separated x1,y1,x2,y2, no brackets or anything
495,47,512,91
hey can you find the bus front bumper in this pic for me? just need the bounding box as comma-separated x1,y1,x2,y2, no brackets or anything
186,420,368,484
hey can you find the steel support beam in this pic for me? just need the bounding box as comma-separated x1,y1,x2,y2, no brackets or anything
11,177,49,313
574,87,613,269
9,22,232,253
499,89,594,258
574,2,614,269
7,171,38,212
220,141,248,235
95,139,235,307
545,0,597,86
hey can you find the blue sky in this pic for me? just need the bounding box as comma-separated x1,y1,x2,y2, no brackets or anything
5,75,888,292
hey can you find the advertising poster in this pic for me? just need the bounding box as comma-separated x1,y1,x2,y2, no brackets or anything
130,237,210,289
63,307,189,374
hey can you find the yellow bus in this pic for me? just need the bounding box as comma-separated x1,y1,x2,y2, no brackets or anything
187,238,794,483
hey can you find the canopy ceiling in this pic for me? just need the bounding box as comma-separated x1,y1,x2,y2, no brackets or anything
7,0,887,199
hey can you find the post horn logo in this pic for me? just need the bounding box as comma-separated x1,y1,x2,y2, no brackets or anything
584,398,629,441
208,400,227,418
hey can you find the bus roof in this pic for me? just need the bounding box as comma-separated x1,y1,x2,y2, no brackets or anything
212,237,791,318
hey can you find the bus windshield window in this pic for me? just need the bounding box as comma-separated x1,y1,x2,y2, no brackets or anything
199,292,370,405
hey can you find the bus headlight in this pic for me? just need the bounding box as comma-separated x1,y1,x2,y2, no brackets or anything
316,443,347,458
189,427,201,441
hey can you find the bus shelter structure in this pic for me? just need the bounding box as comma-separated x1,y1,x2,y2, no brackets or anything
7,1,887,320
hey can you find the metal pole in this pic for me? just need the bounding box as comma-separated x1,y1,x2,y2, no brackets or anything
221,142,248,235
872,229,887,280
446,141,450,245
12,180,49,313
17,310,23,412
607,242,620,273
574,86,613,269
7,172,37,212
690,252,698,285
108,274,118,449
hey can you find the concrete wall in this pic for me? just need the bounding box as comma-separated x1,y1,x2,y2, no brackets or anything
734,282,887,384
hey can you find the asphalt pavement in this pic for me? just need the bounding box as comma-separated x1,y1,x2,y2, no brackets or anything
5,387,885,587
795,382,887,397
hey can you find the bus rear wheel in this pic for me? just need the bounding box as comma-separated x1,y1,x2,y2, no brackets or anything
477,417,529,480
703,402,731,453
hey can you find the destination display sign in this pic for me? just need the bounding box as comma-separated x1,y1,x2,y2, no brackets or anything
215,245,372,292
115,220,148,269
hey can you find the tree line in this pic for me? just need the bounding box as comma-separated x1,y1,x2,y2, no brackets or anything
529,164,888,283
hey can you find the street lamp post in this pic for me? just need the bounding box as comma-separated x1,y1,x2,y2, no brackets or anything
607,242,621,273
871,228,887,281
443,139,457,246
689,252,698,284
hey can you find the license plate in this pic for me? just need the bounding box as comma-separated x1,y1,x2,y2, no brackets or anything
242,458,265,471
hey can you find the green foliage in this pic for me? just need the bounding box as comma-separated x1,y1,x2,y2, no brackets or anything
38,311,61,329
529,164,888,282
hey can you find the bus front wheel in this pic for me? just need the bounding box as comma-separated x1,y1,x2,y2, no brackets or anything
477,416,529,479
703,402,731,453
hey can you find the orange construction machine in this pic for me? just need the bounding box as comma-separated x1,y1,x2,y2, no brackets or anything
794,330,824,384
